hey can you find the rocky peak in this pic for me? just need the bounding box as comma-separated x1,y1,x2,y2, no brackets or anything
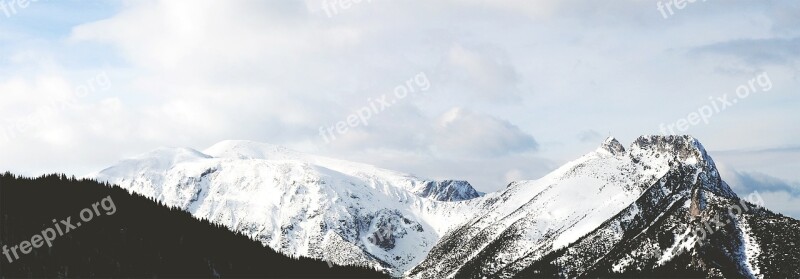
630,135,737,199
598,136,626,155
630,135,708,161
414,180,483,202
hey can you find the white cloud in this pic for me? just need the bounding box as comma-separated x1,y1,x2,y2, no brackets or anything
757,191,800,219
441,44,522,102
718,163,800,219
433,108,537,157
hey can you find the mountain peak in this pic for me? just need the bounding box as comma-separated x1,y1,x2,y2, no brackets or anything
598,136,626,155
630,135,737,198
414,180,483,202
204,140,296,160
630,135,709,163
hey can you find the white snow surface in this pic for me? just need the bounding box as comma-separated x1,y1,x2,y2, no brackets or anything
740,217,763,278
435,138,673,272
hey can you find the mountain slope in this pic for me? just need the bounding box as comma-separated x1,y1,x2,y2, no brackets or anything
0,173,386,278
407,136,682,278
409,135,799,279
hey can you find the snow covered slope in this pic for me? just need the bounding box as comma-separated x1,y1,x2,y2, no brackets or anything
90,140,483,276
408,136,679,277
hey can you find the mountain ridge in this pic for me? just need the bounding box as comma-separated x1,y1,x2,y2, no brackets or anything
90,135,800,278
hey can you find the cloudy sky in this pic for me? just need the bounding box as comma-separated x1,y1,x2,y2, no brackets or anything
0,1,798,216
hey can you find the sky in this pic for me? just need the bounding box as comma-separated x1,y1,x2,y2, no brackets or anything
0,0,798,217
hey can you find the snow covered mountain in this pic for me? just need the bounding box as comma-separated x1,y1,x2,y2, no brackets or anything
90,140,484,276
90,136,800,278
409,135,799,278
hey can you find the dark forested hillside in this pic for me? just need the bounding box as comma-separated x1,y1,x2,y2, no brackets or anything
0,173,386,278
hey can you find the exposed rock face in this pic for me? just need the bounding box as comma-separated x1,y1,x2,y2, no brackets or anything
414,180,483,202
599,136,626,155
